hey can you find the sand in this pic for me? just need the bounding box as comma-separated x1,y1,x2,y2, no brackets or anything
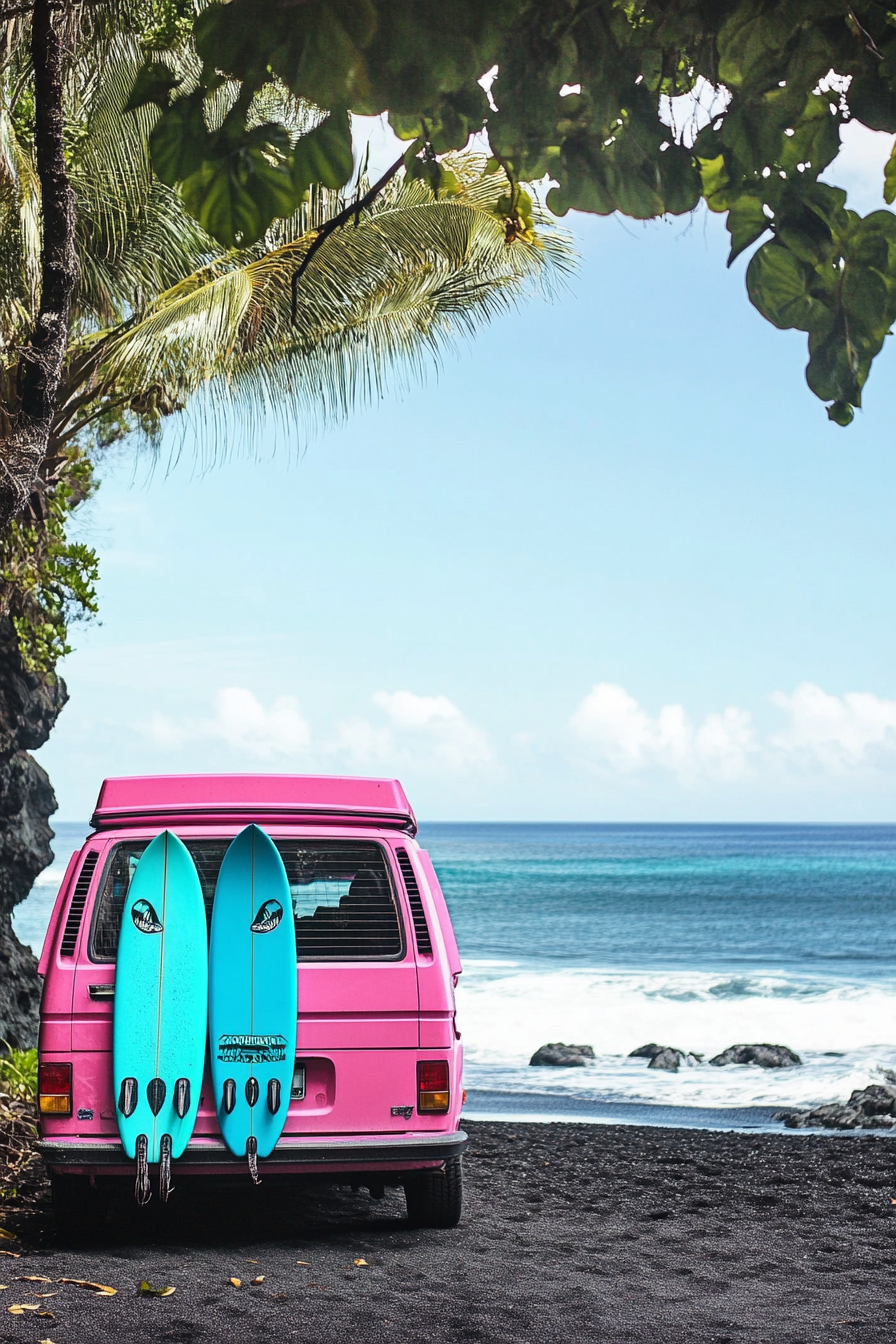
1,1119,895,1342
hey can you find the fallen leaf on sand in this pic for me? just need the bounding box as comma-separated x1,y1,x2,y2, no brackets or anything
137,1282,175,1297
57,1278,116,1295
353,1259,368,1267
15,1275,53,1283
38,1338,56,1343
250,1276,264,1285
8,1303,40,1313
0,1285,7,1291
229,1278,241,1288
0,1250,20,1258
33,1293,59,1299
296,1261,310,1266
0,1231,16,1242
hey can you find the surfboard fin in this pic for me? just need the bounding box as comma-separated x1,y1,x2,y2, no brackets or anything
159,1134,174,1203
135,1134,151,1206
247,1135,261,1185
267,1078,281,1114
245,1077,260,1107
147,1077,167,1116
222,1078,236,1114
173,1078,191,1118
118,1077,138,1118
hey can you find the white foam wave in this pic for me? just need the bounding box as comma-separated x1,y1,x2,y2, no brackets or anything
455,964,896,1109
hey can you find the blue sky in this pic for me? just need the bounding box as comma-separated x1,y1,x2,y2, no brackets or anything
38,124,896,823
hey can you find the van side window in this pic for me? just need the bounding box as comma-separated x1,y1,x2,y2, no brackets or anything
89,838,404,962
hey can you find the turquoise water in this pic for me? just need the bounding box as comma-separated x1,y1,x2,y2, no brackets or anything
16,821,896,1127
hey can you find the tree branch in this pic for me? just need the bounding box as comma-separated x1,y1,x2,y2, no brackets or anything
291,138,422,325
0,0,79,530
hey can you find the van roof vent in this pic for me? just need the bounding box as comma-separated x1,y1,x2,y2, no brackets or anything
59,850,100,957
396,847,432,956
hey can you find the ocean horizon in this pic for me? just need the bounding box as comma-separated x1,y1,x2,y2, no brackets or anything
16,820,896,1133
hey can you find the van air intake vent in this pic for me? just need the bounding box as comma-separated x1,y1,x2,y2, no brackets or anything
395,848,432,956
59,850,100,957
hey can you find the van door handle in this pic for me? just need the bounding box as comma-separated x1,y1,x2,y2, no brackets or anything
88,984,115,1000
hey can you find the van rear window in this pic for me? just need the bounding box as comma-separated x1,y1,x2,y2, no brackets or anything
89,839,405,962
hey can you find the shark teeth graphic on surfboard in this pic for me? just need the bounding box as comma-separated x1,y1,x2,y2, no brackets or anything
209,825,297,1175
112,830,208,1202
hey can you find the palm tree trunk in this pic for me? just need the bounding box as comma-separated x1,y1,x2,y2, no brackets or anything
0,0,78,530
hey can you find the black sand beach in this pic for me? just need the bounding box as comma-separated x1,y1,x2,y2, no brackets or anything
2,1119,896,1342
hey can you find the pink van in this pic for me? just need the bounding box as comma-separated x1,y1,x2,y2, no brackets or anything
36,774,465,1234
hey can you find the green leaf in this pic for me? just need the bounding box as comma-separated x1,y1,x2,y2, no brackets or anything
292,111,354,198
884,137,896,205
826,400,854,426
746,241,816,330
125,61,180,113
726,195,770,265
150,94,211,187
181,129,300,248
698,154,732,213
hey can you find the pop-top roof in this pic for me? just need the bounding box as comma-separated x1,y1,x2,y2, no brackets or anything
90,774,416,835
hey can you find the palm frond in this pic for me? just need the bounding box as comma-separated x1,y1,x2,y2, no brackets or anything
69,167,575,461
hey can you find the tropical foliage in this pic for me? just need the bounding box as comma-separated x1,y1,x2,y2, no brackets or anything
149,0,896,425
0,24,572,667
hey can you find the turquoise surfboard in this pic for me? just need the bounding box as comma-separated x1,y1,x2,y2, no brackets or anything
209,825,297,1175
112,830,208,1198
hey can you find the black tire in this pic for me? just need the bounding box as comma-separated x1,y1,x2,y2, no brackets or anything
51,1174,109,1240
404,1155,463,1228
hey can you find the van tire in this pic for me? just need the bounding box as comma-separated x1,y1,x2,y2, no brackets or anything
404,1155,463,1228
51,1174,109,1240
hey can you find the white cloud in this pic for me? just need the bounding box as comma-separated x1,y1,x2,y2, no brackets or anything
142,687,311,760
570,683,755,780
335,690,493,773
770,682,896,771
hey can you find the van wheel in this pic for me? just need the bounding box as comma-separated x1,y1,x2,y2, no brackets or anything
51,1175,109,1240
404,1156,463,1228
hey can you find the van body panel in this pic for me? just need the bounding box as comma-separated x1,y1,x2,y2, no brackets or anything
38,774,464,1184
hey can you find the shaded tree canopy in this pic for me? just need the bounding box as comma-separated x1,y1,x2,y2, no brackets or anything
139,1,896,426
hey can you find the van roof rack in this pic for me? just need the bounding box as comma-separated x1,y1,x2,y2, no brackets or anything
90,774,417,836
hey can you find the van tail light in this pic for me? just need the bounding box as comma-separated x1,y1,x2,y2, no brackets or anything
38,1061,72,1116
417,1060,449,1114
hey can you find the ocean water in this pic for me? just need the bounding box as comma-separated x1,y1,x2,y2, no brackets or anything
14,821,896,1130
419,823,896,1127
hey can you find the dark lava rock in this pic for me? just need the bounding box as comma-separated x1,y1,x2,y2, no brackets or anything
781,1083,896,1130
630,1044,702,1072
710,1043,802,1069
629,1043,664,1060
648,1048,686,1072
0,616,66,1047
529,1043,596,1067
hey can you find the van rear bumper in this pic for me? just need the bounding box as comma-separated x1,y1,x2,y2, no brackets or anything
37,1129,467,1177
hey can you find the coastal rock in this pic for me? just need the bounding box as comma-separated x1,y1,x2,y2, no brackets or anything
0,615,66,1048
710,1043,802,1069
529,1043,596,1068
781,1084,896,1130
648,1048,686,1072
629,1044,701,1072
